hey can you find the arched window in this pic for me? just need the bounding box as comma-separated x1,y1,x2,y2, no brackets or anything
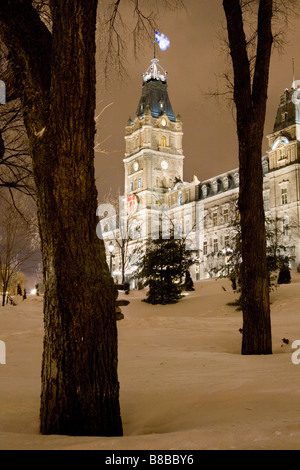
161,135,167,147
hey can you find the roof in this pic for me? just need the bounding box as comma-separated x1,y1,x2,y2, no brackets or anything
273,87,300,133
135,59,176,122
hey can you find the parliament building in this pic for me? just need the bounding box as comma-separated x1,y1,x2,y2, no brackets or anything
101,58,300,286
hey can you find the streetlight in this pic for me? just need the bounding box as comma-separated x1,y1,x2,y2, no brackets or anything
108,242,114,275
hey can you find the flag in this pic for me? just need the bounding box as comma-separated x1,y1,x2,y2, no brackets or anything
155,30,170,51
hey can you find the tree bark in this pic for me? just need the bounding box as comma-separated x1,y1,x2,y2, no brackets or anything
223,0,273,354
0,0,123,435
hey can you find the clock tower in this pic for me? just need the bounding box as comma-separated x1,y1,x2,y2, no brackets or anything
123,58,184,211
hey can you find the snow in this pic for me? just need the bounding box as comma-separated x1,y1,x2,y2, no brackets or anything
1,274,300,450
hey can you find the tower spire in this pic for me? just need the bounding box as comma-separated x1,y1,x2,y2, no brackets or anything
292,58,295,89
142,58,167,83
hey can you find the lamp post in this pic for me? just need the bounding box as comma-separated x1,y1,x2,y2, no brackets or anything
108,242,114,275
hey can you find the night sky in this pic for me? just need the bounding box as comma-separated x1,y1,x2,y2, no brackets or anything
94,0,300,202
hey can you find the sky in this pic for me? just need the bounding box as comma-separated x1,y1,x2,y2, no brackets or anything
94,0,300,202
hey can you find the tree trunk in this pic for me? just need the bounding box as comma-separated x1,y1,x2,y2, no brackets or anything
121,248,126,284
239,137,272,354
0,0,123,435
2,280,8,307
223,0,273,355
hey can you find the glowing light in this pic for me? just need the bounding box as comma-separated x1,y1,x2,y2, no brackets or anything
31,289,37,295
271,136,289,151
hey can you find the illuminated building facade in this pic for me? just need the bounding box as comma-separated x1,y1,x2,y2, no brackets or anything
101,59,300,285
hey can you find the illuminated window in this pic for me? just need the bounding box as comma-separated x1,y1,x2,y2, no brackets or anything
281,188,288,205
283,216,289,237
223,209,229,224
161,135,167,147
213,212,218,226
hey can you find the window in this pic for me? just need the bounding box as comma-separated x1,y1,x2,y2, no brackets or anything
224,235,229,248
130,181,133,192
178,221,183,237
178,192,182,205
283,216,289,237
263,192,270,212
203,241,208,256
278,143,285,161
213,212,218,227
161,135,167,147
281,187,288,205
223,208,229,224
184,216,191,235
138,178,142,188
156,177,161,187
213,238,219,253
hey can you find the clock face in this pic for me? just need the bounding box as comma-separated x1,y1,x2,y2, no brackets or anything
133,162,139,172
161,118,167,127
161,161,168,170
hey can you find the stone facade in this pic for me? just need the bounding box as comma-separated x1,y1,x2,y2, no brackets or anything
101,60,300,286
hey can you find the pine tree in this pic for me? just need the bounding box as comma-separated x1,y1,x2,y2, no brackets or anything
138,235,192,305
277,258,291,285
184,270,195,291
17,283,22,296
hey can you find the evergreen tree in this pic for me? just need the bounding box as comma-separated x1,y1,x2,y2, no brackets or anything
17,283,22,296
184,270,195,291
277,258,291,285
138,235,192,305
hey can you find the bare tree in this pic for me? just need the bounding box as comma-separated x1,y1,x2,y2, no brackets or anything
0,99,33,197
0,198,37,306
0,0,183,437
0,0,122,436
222,0,299,355
222,0,273,355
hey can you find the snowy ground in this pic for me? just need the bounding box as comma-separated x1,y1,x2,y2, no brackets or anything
1,274,300,450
